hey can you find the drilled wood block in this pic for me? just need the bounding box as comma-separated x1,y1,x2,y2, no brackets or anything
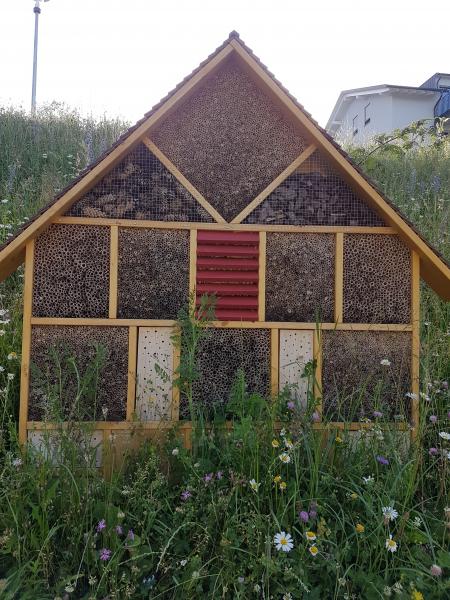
136,327,174,420
279,330,313,407
265,233,335,322
182,328,271,418
29,326,128,421
244,150,385,226
28,430,103,467
152,57,308,221
33,224,109,317
118,228,189,319
67,143,213,222
322,330,411,420
343,234,411,323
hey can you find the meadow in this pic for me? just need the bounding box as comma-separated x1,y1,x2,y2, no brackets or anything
0,106,448,599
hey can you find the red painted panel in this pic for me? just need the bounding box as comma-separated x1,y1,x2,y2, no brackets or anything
197,257,258,270
197,244,259,257
196,284,259,296
197,270,259,282
197,231,259,244
214,309,259,321
197,296,258,308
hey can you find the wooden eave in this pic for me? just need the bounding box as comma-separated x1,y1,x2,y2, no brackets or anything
0,31,449,300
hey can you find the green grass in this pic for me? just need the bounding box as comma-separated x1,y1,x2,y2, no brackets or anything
0,106,449,598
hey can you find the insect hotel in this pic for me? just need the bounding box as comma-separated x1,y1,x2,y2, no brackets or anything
0,32,449,467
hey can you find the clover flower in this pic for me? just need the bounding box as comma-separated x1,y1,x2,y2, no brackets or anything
385,535,397,553
274,531,294,552
96,519,106,532
299,510,309,523
429,447,438,456
430,564,442,577
429,415,438,423
382,506,399,522
99,548,112,561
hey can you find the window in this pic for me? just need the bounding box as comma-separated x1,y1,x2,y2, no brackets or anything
364,103,371,126
352,115,358,136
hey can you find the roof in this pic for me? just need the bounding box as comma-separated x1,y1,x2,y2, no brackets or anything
0,31,449,299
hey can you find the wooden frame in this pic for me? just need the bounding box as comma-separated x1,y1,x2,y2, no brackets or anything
411,251,420,440
109,225,119,319
334,232,344,323
270,328,279,396
19,240,34,445
126,326,138,419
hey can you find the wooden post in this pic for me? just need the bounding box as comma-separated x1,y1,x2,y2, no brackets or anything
258,231,266,321
334,232,344,323
19,241,35,445
411,251,420,441
270,328,279,397
126,326,137,420
313,328,323,418
109,225,119,319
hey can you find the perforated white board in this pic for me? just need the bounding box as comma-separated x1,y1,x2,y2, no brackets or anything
279,330,313,407
136,327,174,420
28,430,103,467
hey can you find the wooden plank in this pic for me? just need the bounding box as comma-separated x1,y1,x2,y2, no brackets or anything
279,330,313,405
109,225,119,319
231,145,317,223
29,317,413,331
230,38,450,300
189,229,197,297
334,232,344,323
313,328,322,418
171,335,181,421
258,231,266,321
53,217,397,234
411,251,420,441
126,326,138,420
271,328,279,397
18,240,35,445
143,138,226,223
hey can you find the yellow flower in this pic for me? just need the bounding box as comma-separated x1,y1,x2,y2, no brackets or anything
309,545,319,556
335,436,343,444
411,591,424,600
271,439,280,448
350,493,358,500
355,523,365,533
273,475,282,484
305,531,317,541
279,481,287,491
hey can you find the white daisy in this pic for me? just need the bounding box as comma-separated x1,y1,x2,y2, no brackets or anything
362,475,375,485
7,373,14,381
274,531,294,552
385,535,398,553
305,531,317,541
382,506,399,521
172,447,179,456
438,431,450,440
249,478,260,492
279,452,291,464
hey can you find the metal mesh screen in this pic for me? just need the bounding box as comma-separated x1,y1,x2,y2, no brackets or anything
67,143,214,222
244,150,385,226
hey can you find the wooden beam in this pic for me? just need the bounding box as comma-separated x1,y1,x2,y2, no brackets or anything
271,328,279,396
258,232,266,321
143,138,226,224
334,232,344,323
313,328,322,418
411,251,420,441
189,229,197,297
19,240,35,445
30,317,413,331
53,217,397,234
109,225,119,319
126,326,138,420
231,145,316,223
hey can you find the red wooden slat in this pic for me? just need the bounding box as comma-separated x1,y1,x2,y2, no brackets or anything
197,244,259,257
197,257,258,270
197,231,259,244
196,283,258,296
214,309,259,321
196,296,258,308
196,270,259,282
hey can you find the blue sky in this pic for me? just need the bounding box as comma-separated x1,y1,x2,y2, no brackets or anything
0,0,448,126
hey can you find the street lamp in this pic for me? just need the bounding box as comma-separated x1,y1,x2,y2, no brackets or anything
31,0,50,114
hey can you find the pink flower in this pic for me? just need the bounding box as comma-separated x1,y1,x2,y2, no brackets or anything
181,490,192,501
203,473,214,483
96,519,106,532
429,447,439,456
299,510,309,523
99,548,111,561
376,455,389,466
429,415,438,423
430,564,442,577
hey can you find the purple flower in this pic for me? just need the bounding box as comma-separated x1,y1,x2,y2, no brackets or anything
376,455,389,466
287,401,295,411
429,447,439,456
203,472,214,484
99,548,111,561
309,509,317,520
181,490,192,501
373,411,383,418
216,471,223,480
311,411,321,423
96,519,106,532
127,529,134,541
115,525,123,535
429,415,438,424
299,510,309,523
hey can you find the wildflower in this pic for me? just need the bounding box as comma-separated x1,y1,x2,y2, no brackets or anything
7,373,14,381
12,457,22,467
179,559,188,567
382,506,399,521
274,531,294,552
411,591,423,600
385,535,397,553
392,581,403,594
279,452,291,464
0,331,4,336
216,470,223,480
283,593,293,600
376,455,389,466
194,462,200,468
380,359,391,366
430,564,442,577
273,475,282,483
355,523,365,533
429,447,438,456
429,414,438,423
335,436,343,443
287,401,295,411
237,576,245,584
405,392,418,400
115,525,123,535
64,583,75,593
101,406,108,418
142,575,156,588
350,492,358,500
284,438,294,450
279,481,287,491
309,545,319,556
96,519,106,532
383,587,392,597
0,310,6,316
271,439,280,448
7,352,17,360
373,410,383,418
305,531,316,541
338,577,346,586
362,475,375,484
420,392,431,402
192,570,200,579
299,510,309,523
311,411,321,423
99,548,112,561
445,450,450,460
249,479,260,492
254,584,261,593
88,575,97,585
127,529,134,541
117,510,125,519
171,447,179,456
280,428,286,437
439,431,450,440
413,516,422,527
203,472,214,483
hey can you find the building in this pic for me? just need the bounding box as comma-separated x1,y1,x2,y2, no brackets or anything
0,33,449,467
326,73,450,143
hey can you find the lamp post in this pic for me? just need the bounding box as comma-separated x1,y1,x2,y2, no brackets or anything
31,0,50,114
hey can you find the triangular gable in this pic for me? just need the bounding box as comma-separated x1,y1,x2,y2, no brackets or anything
0,31,448,299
